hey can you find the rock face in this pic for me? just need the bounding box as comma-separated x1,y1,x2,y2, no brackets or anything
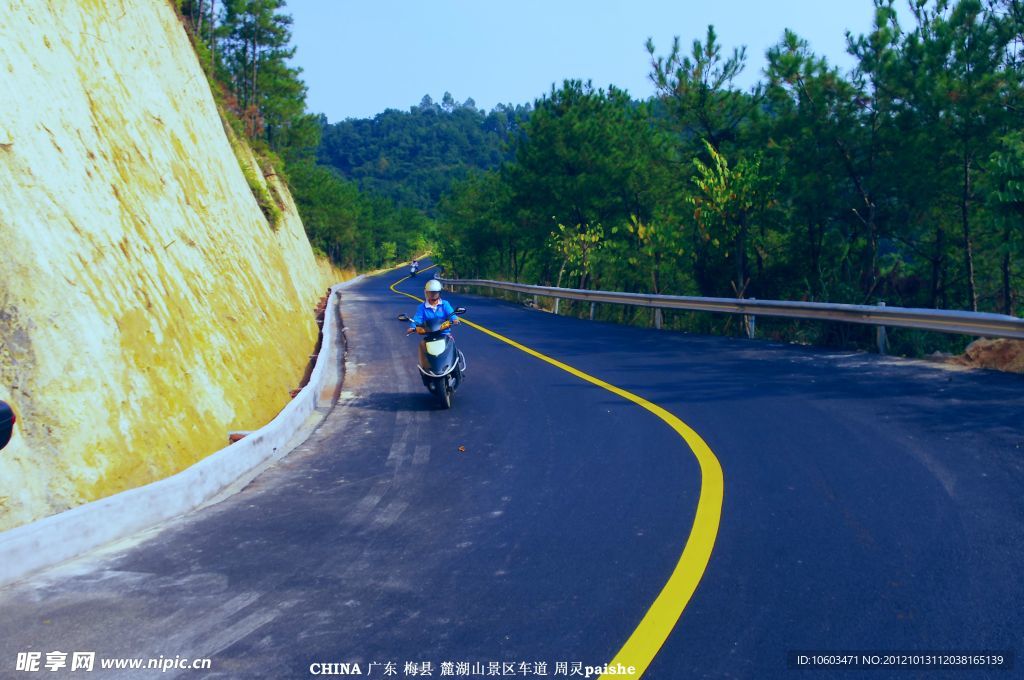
0,0,345,530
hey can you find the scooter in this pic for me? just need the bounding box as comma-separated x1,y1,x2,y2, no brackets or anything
398,309,467,409
409,262,419,277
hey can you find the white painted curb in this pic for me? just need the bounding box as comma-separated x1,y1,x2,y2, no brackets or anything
0,275,364,588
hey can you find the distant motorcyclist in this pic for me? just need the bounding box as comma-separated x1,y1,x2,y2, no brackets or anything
410,259,419,277
406,279,460,336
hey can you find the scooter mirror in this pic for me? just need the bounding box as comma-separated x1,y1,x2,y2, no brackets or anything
397,314,410,322
0,400,15,451
454,307,467,315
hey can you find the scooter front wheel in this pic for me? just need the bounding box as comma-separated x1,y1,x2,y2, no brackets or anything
437,377,453,409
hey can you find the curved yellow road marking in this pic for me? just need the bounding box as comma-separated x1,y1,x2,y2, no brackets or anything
388,271,724,679
389,263,438,298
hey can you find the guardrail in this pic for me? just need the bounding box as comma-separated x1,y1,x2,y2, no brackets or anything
439,277,1024,347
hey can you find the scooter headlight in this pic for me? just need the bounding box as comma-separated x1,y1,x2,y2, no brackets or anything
425,339,447,356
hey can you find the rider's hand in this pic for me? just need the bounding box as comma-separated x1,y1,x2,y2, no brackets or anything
406,328,415,335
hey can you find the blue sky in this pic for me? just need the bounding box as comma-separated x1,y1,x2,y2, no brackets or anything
286,0,906,122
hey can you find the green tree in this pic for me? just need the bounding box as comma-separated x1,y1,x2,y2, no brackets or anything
986,131,1024,313
689,141,772,297
549,222,605,290
622,215,687,299
909,0,1013,311
854,0,1018,311
286,160,362,266
648,26,770,299
438,171,521,279
647,25,762,155
503,80,664,284
219,0,305,142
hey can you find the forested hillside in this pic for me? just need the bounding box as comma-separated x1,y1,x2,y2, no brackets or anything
179,0,1022,355
436,0,1024,354
318,95,528,214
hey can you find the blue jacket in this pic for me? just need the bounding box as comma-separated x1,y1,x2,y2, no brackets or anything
409,299,458,334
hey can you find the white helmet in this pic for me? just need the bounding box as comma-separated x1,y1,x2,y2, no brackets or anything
424,279,443,293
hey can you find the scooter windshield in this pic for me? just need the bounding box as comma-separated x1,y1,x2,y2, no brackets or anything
420,318,448,334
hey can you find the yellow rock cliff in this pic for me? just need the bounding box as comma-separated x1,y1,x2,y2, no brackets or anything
0,0,346,530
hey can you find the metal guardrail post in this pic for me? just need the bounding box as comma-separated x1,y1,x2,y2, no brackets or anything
744,299,756,339
654,308,663,330
590,302,596,321
876,301,888,354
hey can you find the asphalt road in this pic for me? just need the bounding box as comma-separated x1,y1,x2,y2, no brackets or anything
0,265,1021,679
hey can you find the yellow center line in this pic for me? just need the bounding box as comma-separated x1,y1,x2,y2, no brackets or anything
388,272,724,679
390,263,439,299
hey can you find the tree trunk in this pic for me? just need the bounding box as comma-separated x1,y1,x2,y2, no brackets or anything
865,209,878,297
930,226,947,309
195,0,205,35
251,36,259,112
554,259,567,315
807,220,823,298
961,152,979,312
735,212,747,298
652,256,663,329
519,249,531,283
1003,222,1014,315
209,0,216,67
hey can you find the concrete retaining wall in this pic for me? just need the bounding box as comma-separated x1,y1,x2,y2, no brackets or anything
0,276,362,588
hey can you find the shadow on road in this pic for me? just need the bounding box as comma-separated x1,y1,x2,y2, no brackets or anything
358,390,442,412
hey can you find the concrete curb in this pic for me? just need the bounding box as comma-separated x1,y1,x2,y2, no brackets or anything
0,275,364,588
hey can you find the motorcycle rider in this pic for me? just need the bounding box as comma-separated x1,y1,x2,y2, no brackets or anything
410,259,419,276
406,279,460,336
